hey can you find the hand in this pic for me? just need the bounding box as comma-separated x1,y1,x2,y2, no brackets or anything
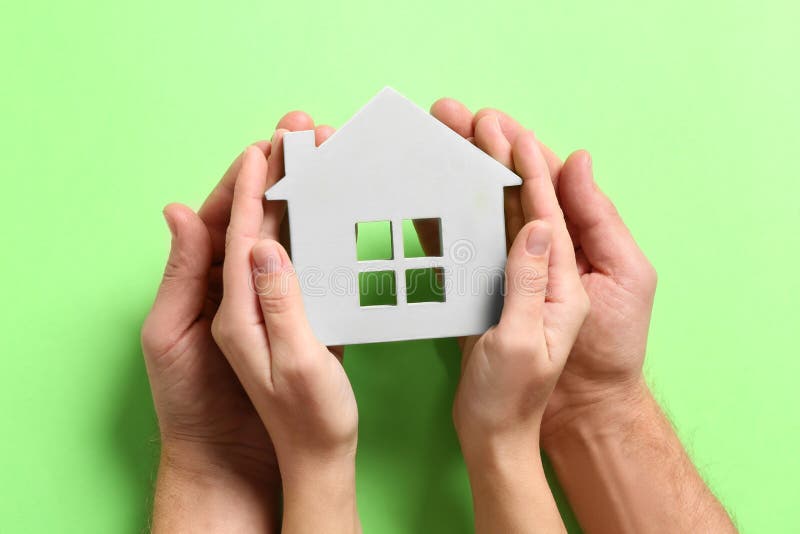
429,99,656,441
140,111,321,532
451,132,588,534
452,131,589,453
540,148,656,438
210,138,360,534
432,99,736,534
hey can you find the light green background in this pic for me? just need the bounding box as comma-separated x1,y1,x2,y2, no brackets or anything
1,1,798,532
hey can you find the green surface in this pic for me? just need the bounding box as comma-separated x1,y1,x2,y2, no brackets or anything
356,220,394,261
1,1,799,532
359,270,398,307
405,267,446,304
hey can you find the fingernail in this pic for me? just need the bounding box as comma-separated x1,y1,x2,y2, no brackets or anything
526,224,550,255
162,210,177,238
253,242,284,273
585,151,592,168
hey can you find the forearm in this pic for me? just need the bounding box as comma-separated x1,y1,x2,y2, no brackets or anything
543,379,735,534
280,455,361,534
463,439,566,534
151,446,280,533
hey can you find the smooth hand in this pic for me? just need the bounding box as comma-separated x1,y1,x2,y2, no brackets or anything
452,132,589,534
210,136,360,534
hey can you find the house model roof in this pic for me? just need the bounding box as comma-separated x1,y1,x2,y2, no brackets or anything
266,87,521,200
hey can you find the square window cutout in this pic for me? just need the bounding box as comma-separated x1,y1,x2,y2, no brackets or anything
358,270,397,307
355,220,393,261
402,218,442,258
405,267,446,304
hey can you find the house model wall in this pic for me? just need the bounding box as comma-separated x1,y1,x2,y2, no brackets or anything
266,87,521,346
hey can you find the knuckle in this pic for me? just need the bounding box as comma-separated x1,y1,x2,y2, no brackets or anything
633,260,658,292
259,294,293,317
278,353,322,386
163,246,193,279
485,327,539,359
572,285,591,317
475,107,497,122
509,264,548,297
257,282,295,316
644,263,658,288
210,314,238,349
139,320,159,355
140,317,182,360
582,292,592,316
210,315,226,345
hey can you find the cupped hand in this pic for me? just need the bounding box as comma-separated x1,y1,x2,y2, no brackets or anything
209,134,358,476
452,131,589,454
430,98,657,441
140,111,323,479
210,129,360,534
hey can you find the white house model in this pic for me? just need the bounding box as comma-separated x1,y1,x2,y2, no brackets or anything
266,87,521,346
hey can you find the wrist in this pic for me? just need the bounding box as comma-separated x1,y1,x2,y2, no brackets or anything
541,377,651,453
281,451,357,501
458,428,541,475
280,454,360,534
153,442,281,533
160,437,280,488
461,438,566,534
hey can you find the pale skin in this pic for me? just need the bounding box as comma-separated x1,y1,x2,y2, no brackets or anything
142,97,737,533
210,138,361,534
429,97,737,533
142,114,583,533
141,110,346,533
452,131,590,534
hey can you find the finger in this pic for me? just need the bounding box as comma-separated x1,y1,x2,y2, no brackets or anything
251,240,318,357
474,108,525,144
558,150,651,280
474,114,522,250
498,220,552,334
142,204,212,356
474,107,563,180
219,146,270,317
228,145,269,241
198,141,271,263
514,131,562,225
430,97,474,138
474,114,513,167
267,110,315,194
260,113,316,242
263,124,337,244
315,125,335,145
262,129,290,241
513,132,580,300
277,110,314,131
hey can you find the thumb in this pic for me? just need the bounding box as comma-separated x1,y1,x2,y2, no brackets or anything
558,150,647,278
498,220,552,332
251,240,316,356
142,203,212,357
